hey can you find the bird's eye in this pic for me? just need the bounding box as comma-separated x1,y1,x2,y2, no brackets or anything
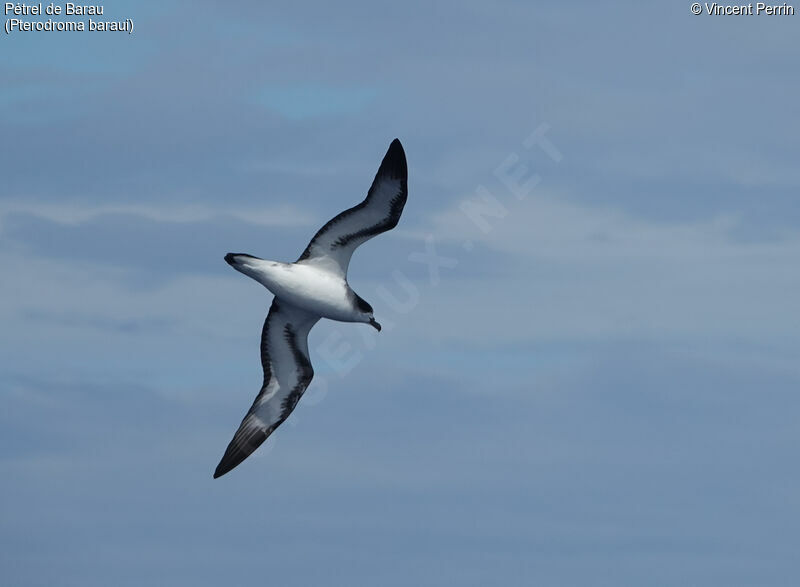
354,294,373,314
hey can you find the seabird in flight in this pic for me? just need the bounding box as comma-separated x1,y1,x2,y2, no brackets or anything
213,139,408,478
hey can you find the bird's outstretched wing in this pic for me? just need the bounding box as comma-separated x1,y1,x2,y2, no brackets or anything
296,138,408,277
214,299,320,478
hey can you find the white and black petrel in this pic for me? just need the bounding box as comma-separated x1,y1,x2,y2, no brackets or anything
214,139,408,478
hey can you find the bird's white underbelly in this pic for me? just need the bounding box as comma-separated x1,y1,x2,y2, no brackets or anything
255,262,355,321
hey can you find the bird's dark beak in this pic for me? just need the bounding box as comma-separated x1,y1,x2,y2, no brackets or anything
369,318,382,332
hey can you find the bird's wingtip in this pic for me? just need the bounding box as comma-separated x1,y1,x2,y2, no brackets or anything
213,460,233,479
381,139,406,179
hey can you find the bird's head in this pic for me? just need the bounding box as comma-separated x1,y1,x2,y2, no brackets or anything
354,294,381,332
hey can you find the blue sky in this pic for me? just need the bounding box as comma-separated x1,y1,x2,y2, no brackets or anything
2,2,800,585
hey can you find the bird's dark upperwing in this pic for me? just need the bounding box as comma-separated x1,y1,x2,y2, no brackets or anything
213,299,320,478
295,139,408,277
